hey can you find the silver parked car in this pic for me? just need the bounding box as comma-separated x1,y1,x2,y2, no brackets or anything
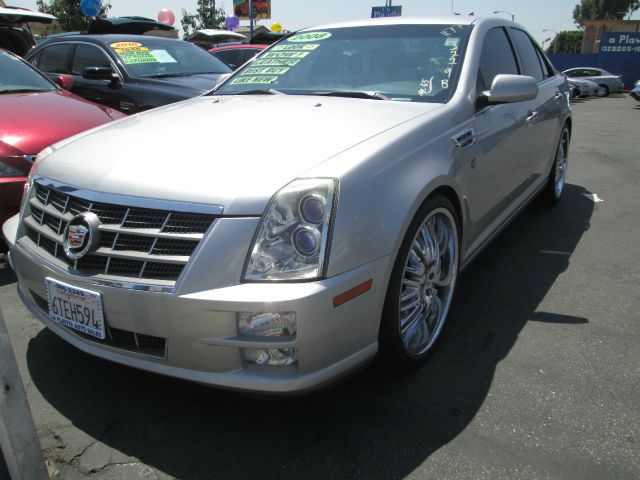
563,67,624,97
567,77,599,97
3,17,571,393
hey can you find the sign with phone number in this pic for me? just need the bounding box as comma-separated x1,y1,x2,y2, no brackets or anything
599,32,640,54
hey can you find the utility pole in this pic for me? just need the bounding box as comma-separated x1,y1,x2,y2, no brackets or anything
249,0,253,40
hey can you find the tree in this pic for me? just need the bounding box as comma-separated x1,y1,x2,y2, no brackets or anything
547,31,584,53
36,0,111,32
181,0,226,37
573,0,640,26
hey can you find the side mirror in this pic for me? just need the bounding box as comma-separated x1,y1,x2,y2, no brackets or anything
482,74,538,105
55,74,75,90
83,66,120,83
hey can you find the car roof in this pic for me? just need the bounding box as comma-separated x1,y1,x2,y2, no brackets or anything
209,44,266,53
36,34,187,47
300,15,482,31
0,6,56,24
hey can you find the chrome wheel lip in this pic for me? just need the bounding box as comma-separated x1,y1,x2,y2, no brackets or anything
398,207,458,356
554,130,569,198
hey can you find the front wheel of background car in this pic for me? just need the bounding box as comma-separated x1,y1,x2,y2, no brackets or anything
541,125,570,205
379,195,460,370
596,85,609,97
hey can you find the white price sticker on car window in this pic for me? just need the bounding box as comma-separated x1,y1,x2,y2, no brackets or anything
151,50,177,63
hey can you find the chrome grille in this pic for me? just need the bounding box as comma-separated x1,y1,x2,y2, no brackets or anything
23,181,217,286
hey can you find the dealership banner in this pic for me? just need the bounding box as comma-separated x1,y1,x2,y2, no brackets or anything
233,0,271,20
599,32,640,54
371,6,402,18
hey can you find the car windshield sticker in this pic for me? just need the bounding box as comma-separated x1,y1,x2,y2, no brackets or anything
111,43,159,65
150,49,177,63
230,76,279,85
445,37,460,47
243,66,290,75
252,58,300,67
271,44,320,51
440,25,464,38
288,32,332,42
418,35,461,96
230,41,321,84
110,42,142,49
261,51,310,59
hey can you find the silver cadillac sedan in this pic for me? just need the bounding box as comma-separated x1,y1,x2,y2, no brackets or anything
3,17,571,393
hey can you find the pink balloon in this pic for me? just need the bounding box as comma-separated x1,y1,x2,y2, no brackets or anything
157,8,175,26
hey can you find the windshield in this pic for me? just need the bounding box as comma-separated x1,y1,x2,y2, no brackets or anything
215,24,472,103
108,39,232,78
0,49,56,94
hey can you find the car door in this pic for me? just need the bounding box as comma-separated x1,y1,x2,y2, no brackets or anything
68,43,128,111
465,27,536,243
508,27,566,181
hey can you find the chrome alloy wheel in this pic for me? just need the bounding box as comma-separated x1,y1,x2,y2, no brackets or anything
398,207,458,356
554,129,569,198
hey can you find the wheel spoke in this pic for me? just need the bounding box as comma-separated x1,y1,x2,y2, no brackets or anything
400,287,421,310
401,304,429,347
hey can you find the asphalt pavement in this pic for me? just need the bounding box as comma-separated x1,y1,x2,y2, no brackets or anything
0,94,638,480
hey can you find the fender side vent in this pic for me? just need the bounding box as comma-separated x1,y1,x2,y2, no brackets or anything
452,128,477,149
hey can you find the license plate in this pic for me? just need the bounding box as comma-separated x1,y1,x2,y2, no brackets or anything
44,278,105,339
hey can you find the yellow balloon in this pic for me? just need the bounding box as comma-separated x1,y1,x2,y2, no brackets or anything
271,22,282,32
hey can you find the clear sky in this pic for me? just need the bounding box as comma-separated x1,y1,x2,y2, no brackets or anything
10,0,640,46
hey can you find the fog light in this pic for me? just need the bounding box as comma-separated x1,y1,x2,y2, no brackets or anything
238,312,296,337
243,347,298,366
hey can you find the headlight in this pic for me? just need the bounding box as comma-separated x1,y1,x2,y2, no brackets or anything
19,146,55,214
243,178,338,281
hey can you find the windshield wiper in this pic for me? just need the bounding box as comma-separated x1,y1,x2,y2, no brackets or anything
146,72,193,78
148,71,221,79
312,91,390,101
0,88,49,94
227,88,285,95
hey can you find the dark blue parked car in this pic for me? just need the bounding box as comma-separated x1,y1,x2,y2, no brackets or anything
26,34,231,114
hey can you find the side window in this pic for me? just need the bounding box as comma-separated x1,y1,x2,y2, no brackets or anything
243,49,262,63
535,48,555,78
478,27,519,91
38,44,71,73
509,28,544,82
213,50,239,68
72,44,111,75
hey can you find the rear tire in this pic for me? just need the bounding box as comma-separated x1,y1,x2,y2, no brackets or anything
596,85,609,97
379,195,460,369
541,125,570,205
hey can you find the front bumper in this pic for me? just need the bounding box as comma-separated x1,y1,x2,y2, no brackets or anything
10,237,391,393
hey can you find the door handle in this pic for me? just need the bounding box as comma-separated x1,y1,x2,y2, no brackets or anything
554,92,564,101
526,110,538,124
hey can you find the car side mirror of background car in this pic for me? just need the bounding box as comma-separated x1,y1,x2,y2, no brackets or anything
55,74,75,90
478,74,538,108
83,66,120,84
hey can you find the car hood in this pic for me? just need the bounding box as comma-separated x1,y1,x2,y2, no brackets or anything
0,90,121,156
37,95,442,215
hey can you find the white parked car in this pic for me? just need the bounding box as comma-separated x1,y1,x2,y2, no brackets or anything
3,17,571,393
563,67,624,97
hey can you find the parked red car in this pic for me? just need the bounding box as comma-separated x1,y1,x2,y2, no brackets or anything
208,44,266,70
0,48,125,249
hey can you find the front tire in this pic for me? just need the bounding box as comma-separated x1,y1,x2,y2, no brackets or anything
379,195,460,369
